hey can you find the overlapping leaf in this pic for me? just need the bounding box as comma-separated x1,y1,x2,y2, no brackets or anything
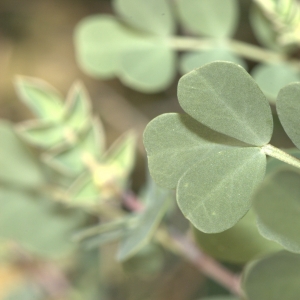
277,83,300,149
177,0,239,38
194,209,281,264
144,62,273,232
253,168,300,253
180,48,247,75
252,63,300,101
242,251,300,300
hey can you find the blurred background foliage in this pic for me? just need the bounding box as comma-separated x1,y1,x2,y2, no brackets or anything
1,0,300,299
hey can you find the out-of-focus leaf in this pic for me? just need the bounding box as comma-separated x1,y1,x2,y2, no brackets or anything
277,83,300,150
242,251,300,300
178,62,273,146
14,77,64,122
197,297,239,300
117,179,171,261
180,48,247,75
0,189,86,259
194,209,282,264
253,169,300,253
177,0,239,38
252,63,300,101
3,284,44,300
44,121,103,176
113,0,175,36
0,121,46,188
122,243,164,276
118,42,176,93
177,147,266,233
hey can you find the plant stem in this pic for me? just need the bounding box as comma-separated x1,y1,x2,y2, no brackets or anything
261,144,300,169
170,36,300,67
122,191,243,298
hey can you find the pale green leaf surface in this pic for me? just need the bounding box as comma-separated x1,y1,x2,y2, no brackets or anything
277,83,300,150
44,122,102,175
118,42,176,92
180,48,247,75
194,209,282,264
143,113,247,189
15,77,64,121
113,0,175,36
74,15,157,79
177,0,239,38
253,169,300,253
242,251,300,300
178,62,273,146
252,63,300,101
0,121,46,188
117,180,171,261
0,189,85,259
177,147,266,233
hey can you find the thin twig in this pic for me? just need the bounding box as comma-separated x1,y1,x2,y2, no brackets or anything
122,191,243,298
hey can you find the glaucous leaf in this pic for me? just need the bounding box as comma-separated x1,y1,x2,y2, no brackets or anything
253,169,300,253
252,63,299,101
15,76,64,121
117,180,171,261
113,0,175,36
178,62,273,146
242,251,300,300
177,147,266,233
0,121,46,188
118,42,176,93
143,113,247,189
177,0,239,38
43,121,102,176
277,83,300,150
75,15,157,78
180,48,247,75
0,189,85,259
194,209,282,264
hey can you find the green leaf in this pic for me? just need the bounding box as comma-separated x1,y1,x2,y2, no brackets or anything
197,297,239,300
113,0,175,36
177,0,239,38
143,113,246,189
43,121,103,176
0,121,46,188
277,83,300,150
117,180,171,261
74,15,154,78
242,251,300,300
253,169,300,253
118,42,176,93
252,63,300,102
15,76,64,121
177,147,266,233
178,62,273,146
122,243,164,276
0,189,85,259
180,48,247,75
194,209,282,264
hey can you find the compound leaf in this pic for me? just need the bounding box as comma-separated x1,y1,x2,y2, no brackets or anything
177,147,266,233
277,83,300,150
15,76,64,122
143,113,246,189
253,168,300,253
113,0,175,36
252,63,300,102
242,251,300,300
178,62,273,146
177,0,239,38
